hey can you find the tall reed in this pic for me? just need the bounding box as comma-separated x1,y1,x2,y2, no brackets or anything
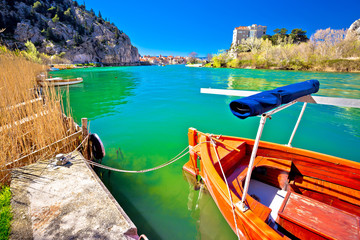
0,49,78,184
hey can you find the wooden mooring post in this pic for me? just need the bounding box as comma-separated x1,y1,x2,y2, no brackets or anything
81,118,90,159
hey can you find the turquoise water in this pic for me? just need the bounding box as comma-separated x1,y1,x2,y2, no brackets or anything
52,65,360,239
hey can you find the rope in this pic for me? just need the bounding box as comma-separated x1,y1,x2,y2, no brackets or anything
210,136,241,240
86,145,190,173
138,234,149,240
85,140,212,174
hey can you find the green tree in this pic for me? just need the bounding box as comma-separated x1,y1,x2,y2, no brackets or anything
33,1,41,10
52,14,59,23
272,28,289,45
23,41,41,63
289,28,308,43
63,7,72,22
279,28,288,35
98,11,102,19
114,28,120,39
261,34,272,41
48,6,56,15
56,6,64,21
90,8,95,17
73,32,83,46
89,24,94,34
64,8,71,17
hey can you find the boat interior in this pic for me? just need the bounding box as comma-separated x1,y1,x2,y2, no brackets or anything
210,138,360,239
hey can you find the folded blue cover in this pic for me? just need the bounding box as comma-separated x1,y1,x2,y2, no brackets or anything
229,80,320,119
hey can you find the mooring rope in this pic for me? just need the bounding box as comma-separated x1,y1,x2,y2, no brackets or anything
85,140,213,174
86,145,190,173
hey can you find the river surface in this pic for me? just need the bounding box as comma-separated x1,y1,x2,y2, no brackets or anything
52,65,360,239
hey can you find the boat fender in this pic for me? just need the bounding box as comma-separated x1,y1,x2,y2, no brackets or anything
89,133,105,159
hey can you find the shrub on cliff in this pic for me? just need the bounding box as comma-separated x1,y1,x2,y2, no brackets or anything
22,41,41,63
52,14,59,23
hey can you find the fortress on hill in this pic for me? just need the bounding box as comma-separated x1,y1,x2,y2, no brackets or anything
232,24,267,45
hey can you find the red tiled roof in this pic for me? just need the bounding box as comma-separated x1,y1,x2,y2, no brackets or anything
235,26,249,30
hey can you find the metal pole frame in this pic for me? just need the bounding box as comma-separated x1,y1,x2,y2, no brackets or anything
287,102,307,147
239,101,297,211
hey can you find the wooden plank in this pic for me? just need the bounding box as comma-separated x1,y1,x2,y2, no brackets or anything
255,157,292,172
291,176,360,206
81,118,89,159
253,147,360,191
277,192,360,240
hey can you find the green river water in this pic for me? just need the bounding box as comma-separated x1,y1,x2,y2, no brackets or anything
52,65,360,240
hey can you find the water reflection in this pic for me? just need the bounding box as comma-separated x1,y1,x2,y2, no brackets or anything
183,171,236,240
227,74,283,90
53,68,140,121
226,70,360,99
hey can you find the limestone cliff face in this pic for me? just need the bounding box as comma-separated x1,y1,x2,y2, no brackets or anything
0,0,140,65
348,19,360,40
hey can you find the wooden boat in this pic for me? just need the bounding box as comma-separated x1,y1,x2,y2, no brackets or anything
185,63,203,67
37,77,83,87
183,80,360,240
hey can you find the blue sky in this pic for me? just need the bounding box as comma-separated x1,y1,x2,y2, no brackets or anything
83,0,360,57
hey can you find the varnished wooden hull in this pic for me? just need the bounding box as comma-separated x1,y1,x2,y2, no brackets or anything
184,128,360,240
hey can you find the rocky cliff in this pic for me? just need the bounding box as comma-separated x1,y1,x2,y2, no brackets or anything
0,0,140,65
349,19,360,40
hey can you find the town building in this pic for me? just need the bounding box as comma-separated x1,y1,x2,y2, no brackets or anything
139,55,187,65
232,24,267,45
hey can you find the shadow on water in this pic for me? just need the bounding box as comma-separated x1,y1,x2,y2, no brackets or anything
96,167,163,240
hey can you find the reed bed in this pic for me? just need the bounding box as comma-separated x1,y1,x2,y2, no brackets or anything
0,50,78,184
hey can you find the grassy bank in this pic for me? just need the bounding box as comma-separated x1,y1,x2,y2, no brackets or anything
0,186,11,240
209,28,360,72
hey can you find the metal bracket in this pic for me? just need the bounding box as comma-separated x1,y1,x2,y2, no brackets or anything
236,201,249,212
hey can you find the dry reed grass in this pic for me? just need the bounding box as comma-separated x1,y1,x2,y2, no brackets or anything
0,49,79,184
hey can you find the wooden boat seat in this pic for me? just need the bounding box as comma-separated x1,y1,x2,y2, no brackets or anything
290,175,360,207
251,157,292,190
277,191,360,240
255,157,292,172
289,160,360,192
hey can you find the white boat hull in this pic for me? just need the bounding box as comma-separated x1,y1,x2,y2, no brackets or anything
38,78,83,87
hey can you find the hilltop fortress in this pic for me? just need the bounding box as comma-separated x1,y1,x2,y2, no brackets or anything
232,24,267,45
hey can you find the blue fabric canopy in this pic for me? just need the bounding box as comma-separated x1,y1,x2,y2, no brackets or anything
229,80,320,119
